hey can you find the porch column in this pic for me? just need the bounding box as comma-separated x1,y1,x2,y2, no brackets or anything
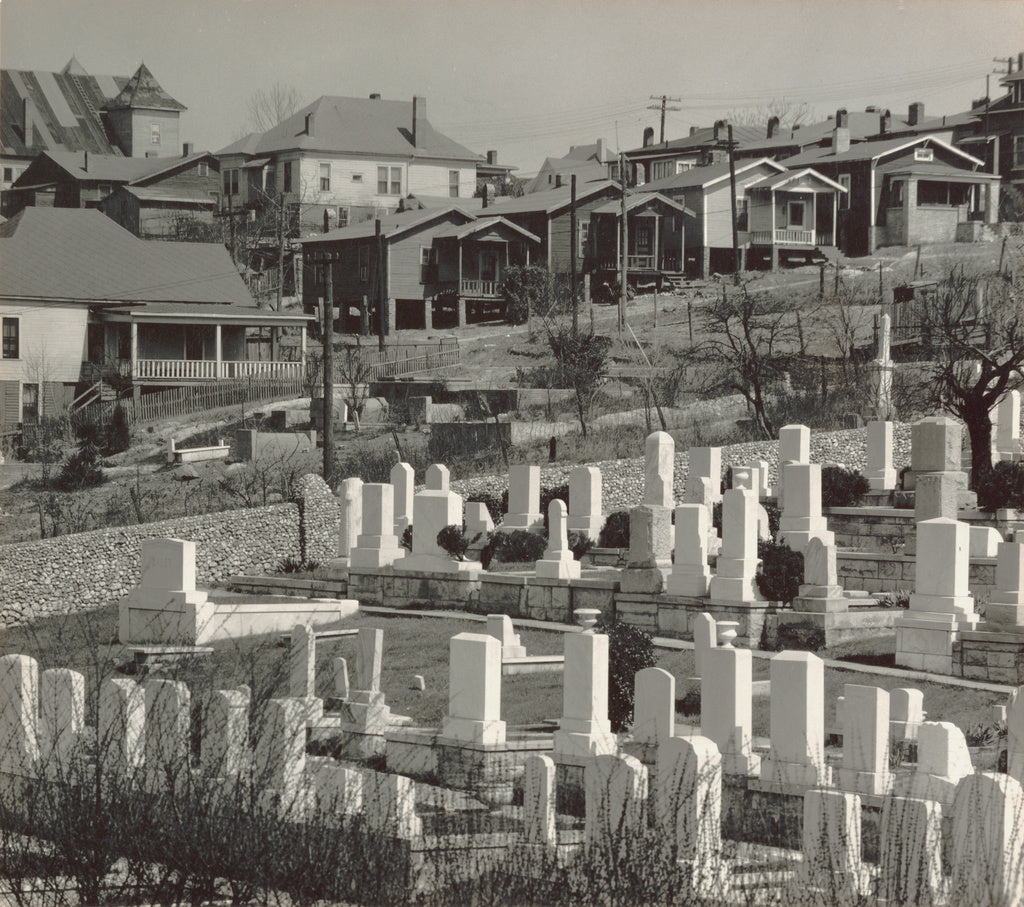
811,194,817,245
300,322,307,367
832,193,837,248
215,324,223,378
456,298,466,328
770,191,778,271
130,322,139,379
986,181,1000,225
458,244,463,296
653,215,660,270
424,299,433,331
903,178,915,247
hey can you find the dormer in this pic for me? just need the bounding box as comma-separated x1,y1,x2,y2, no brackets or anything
101,63,186,157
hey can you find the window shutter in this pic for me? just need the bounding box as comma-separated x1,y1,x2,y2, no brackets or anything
1,381,19,427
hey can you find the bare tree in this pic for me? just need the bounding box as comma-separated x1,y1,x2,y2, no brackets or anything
726,98,815,130
245,83,300,133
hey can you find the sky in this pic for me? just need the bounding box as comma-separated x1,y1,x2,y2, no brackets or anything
1,0,1022,174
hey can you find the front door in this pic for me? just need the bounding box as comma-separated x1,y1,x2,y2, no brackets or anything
479,249,499,284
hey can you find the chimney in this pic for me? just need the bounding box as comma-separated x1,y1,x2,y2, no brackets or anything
879,109,891,135
182,142,194,157
908,101,924,126
304,112,314,136
832,108,850,155
486,150,497,165
767,116,780,139
369,92,381,100
713,119,727,143
83,150,88,172
1019,52,1023,72
689,125,699,136
22,98,37,145
596,138,607,161
412,95,426,147
642,126,655,148
555,174,563,189
865,105,878,113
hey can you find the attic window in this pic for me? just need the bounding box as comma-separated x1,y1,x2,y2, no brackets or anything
198,162,208,177
914,147,934,162
150,124,160,145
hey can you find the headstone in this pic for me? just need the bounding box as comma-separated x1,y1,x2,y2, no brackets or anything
356,627,383,692
693,612,716,679
349,483,406,568
900,720,973,807
254,698,307,814
632,667,675,746
985,542,1024,631
779,463,835,554
878,796,943,907
584,753,648,852
553,631,616,758
309,759,364,822
761,651,829,787
912,416,966,523
1009,687,1024,784
535,499,581,580
335,477,363,565
144,679,191,795
645,431,675,507
440,632,506,745
896,518,979,673
799,789,867,899
390,462,415,535
201,689,248,780
970,525,1003,558
619,505,667,593
950,773,1024,906
701,646,760,775
995,389,1021,461
465,502,494,540
98,677,144,784
865,420,897,491
426,462,450,492
364,771,422,840
795,537,846,613
685,447,721,505
523,754,557,847
486,613,526,659
666,504,712,597
501,464,542,532
289,624,324,723
568,466,603,542
334,657,349,700
874,314,895,419
38,668,85,780
889,687,925,744
756,459,771,499
396,464,468,573
776,424,810,505
835,684,893,796
337,628,392,740
708,489,762,603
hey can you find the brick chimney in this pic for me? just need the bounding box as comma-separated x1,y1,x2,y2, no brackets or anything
413,96,426,147
713,119,727,143
487,150,497,165
689,126,699,136
596,137,607,161
643,126,655,148
304,112,314,136
369,92,381,100
83,150,88,172
767,116,780,139
832,108,850,155
879,109,891,135
182,142,194,157
908,101,925,126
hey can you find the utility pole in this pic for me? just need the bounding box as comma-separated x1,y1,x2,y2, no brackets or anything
647,95,681,144
570,174,578,336
619,152,628,335
322,269,334,485
723,124,741,284
375,218,386,352
276,195,285,311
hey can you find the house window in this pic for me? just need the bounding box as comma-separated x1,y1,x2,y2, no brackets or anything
283,162,293,194
352,173,363,183
319,163,331,192
378,166,402,195
198,162,208,177
2,167,12,183
914,147,935,162
449,170,460,198
635,225,652,254
223,169,239,196
578,221,590,258
359,245,369,281
21,383,38,424
2,318,19,359
337,206,349,227
150,124,160,145
838,174,851,209
788,201,806,228
1014,136,1024,168
675,160,694,173
420,246,435,283
736,197,749,231
98,183,112,198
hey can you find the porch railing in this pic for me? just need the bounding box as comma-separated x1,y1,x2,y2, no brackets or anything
750,229,825,246
595,256,662,271
133,359,303,380
458,279,499,297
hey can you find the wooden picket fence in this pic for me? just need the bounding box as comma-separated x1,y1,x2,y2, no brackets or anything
348,337,460,381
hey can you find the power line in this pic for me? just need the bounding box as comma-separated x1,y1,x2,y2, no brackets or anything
648,95,682,144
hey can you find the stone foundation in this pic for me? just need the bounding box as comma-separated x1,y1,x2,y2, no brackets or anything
952,630,1024,684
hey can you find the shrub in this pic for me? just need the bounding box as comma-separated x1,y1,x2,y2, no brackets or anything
499,264,550,325
480,529,546,568
595,617,657,732
55,442,104,491
400,525,413,551
821,465,870,508
567,531,594,561
755,539,803,604
975,460,1024,512
875,589,911,609
437,524,471,560
466,490,508,524
597,510,629,548
962,721,1006,747
540,483,570,530
106,404,131,455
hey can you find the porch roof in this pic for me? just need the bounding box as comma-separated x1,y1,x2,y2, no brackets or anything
638,157,786,192
591,192,694,217
94,300,312,326
745,168,847,193
301,205,474,245
784,134,984,168
874,159,1002,182
429,216,540,243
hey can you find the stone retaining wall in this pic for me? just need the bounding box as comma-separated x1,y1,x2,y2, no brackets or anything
837,550,997,598
0,474,339,628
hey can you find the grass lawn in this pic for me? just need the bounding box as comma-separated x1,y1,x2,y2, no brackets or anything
0,607,1008,742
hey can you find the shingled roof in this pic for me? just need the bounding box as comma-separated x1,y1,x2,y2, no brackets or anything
103,62,186,112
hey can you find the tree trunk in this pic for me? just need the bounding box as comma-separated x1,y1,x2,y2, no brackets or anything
962,397,994,490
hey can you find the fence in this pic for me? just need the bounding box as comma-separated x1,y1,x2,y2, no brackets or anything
76,376,307,427
325,338,461,383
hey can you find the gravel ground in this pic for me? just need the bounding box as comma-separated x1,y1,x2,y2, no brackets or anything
451,422,913,512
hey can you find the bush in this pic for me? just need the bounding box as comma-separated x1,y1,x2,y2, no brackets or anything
106,404,131,454
755,539,803,604
466,490,507,524
540,483,570,531
595,617,657,732
55,443,104,491
499,265,550,325
597,510,629,548
400,525,413,551
821,465,870,508
480,529,546,568
436,524,472,560
975,460,1024,512
567,531,594,561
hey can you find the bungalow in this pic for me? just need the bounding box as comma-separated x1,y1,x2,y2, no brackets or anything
783,130,1001,256
624,124,763,183
300,206,539,332
0,208,309,434
522,139,615,193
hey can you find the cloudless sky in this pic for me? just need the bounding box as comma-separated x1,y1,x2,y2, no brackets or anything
1,0,1021,173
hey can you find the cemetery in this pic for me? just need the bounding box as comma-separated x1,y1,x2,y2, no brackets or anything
3,384,1024,903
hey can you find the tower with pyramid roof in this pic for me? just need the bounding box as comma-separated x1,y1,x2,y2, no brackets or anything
102,62,186,158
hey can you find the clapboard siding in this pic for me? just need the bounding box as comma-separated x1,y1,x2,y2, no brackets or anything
0,301,88,384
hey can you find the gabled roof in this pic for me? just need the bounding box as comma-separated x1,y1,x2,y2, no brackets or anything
121,184,218,205
403,194,486,212
523,158,608,194
745,168,848,192
215,95,480,162
591,192,695,217
483,180,619,216
639,158,786,193
103,62,186,112
301,206,475,245
783,134,984,168
25,149,216,185
430,216,541,243
0,207,253,305
1,66,130,156
625,124,764,158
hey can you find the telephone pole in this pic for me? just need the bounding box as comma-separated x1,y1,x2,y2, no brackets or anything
375,218,386,352
570,174,578,336
619,153,628,335
648,95,681,144
322,268,335,485
276,195,286,311
718,123,742,284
